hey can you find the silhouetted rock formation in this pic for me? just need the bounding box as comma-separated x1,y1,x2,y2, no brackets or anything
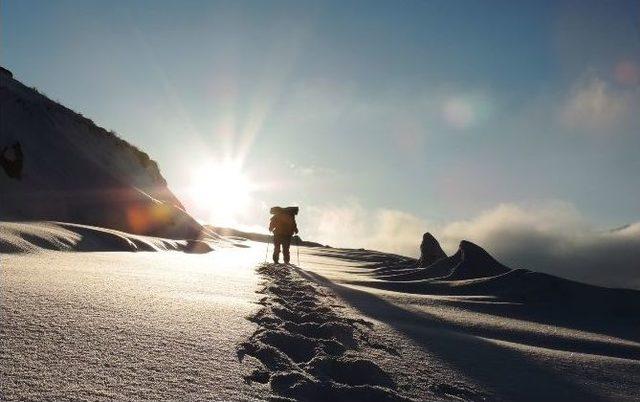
417,232,447,267
384,235,512,281
446,240,511,280
392,236,511,281
0,69,201,239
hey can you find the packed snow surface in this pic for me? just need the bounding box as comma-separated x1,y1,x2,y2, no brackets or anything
1,247,264,401
0,221,216,254
2,223,640,401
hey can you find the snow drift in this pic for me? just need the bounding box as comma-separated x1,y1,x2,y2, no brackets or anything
0,68,201,239
0,221,214,253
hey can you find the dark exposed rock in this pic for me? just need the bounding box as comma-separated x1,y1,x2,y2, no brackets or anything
446,240,511,280
422,249,462,279
417,232,447,267
0,142,23,179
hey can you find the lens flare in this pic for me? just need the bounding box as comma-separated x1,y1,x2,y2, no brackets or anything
442,93,493,130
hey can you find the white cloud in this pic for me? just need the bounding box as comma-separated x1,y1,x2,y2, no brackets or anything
438,201,586,253
301,200,426,257
561,75,631,130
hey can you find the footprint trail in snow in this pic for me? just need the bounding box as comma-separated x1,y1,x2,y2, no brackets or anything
237,263,412,401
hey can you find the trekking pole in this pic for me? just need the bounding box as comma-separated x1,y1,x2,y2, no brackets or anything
265,234,270,263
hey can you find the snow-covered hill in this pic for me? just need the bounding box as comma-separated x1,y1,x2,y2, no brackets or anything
0,67,201,239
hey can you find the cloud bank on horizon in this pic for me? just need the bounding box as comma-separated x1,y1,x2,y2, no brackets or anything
302,201,640,290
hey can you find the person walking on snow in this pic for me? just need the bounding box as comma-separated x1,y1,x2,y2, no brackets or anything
269,207,298,264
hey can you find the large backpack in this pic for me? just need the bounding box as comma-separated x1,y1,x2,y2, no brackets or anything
270,206,299,216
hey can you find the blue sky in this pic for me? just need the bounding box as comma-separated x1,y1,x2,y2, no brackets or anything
3,0,640,253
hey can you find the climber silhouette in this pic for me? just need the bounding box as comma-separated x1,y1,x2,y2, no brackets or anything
269,206,298,264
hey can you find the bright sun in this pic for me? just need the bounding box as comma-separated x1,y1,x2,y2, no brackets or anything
189,160,253,226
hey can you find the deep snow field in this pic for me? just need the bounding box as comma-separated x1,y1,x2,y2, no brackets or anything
2,222,640,401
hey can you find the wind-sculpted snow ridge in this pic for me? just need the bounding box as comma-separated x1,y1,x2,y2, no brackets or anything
0,221,218,253
237,263,415,402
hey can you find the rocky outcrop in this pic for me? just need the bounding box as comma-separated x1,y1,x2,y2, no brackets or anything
417,232,447,267
406,234,512,281
446,240,511,280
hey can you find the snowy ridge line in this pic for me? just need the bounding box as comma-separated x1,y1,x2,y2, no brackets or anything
1,72,202,239
0,221,221,253
237,263,415,402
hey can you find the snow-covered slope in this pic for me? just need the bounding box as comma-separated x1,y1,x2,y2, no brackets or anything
292,242,640,400
1,248,265,401
0,221,215,253
2,230,639,400
0,68,201,239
